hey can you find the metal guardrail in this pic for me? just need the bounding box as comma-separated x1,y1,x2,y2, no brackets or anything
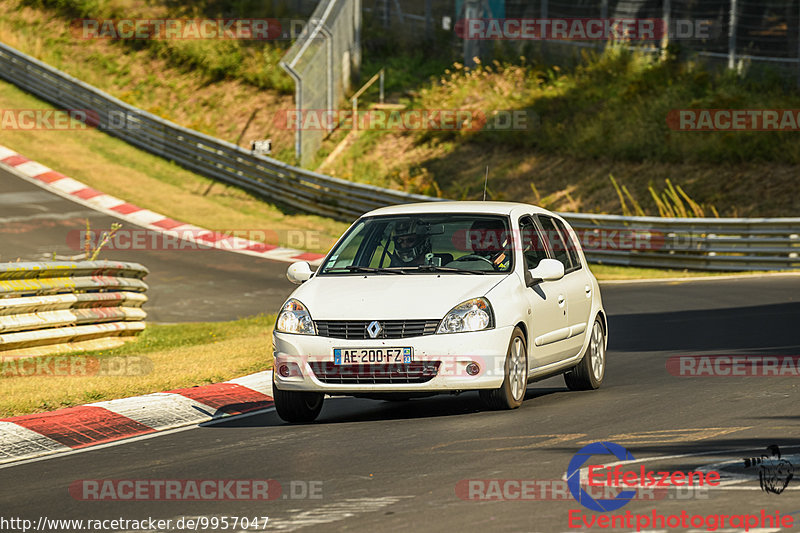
0,41,798,271
0,261,148,356
564,213,800,271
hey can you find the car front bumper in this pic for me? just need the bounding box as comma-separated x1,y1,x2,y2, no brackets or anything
272,326,515,393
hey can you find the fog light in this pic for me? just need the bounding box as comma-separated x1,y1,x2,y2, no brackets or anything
278,364,291,377
466,363,480,376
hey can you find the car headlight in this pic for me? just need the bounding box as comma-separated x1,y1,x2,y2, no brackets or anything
437,297,493,334
276,299,316,335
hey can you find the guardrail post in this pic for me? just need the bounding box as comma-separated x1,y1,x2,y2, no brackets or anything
728,0,738,70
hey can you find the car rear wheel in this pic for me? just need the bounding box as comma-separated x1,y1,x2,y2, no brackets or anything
564,318,605,391
480,327,527,410
273,386,324,423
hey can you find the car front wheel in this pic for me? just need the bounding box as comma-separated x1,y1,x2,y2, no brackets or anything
564,318,605,391
480,326,527,410
273,386,324,423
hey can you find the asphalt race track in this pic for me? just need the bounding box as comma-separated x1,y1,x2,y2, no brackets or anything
2,273,799,532
0,166,294,322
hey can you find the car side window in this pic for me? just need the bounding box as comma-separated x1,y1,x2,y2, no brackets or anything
553,218,582,271
536,215,574,272
518,216,549,270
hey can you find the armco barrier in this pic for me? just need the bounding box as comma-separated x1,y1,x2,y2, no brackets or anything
564,213,800,271
0,41,798,271
0,261,148,356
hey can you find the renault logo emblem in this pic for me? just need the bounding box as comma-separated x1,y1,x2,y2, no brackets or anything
367,320,382,339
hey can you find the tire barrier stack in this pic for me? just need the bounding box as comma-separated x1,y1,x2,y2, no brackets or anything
0,261,148,357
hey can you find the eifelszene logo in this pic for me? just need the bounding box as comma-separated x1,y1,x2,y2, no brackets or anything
567,442,637,512
567,441,721,512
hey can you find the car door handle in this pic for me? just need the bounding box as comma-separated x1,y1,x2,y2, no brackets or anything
585,285,592,297
557,295,565,307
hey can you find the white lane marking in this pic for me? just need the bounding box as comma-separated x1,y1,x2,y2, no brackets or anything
0,191,59,205
0,210,98,224
266,497,411,531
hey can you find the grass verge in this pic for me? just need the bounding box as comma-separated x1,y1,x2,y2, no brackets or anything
0,314,275,418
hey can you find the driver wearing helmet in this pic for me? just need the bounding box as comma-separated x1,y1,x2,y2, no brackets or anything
390,219,432,266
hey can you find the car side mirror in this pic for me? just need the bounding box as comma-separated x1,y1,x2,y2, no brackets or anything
287,261,313,284
527,258,564,286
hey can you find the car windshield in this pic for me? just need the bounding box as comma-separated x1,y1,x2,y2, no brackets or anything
320,214,514,274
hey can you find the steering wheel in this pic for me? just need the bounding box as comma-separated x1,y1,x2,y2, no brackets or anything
456,254,496,266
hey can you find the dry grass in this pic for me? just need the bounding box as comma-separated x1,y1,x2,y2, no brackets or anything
0,315,275,417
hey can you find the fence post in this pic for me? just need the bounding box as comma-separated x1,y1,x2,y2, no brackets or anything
463,0,480,67
280,62,303,162
728,0,737,70
425,0,433,41
541,0,549,60
661,0,670,55
319,24,334,135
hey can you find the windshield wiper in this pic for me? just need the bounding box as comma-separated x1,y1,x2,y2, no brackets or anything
324,266,407,274
396,265,487,274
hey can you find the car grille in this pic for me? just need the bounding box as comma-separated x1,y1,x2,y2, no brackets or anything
315,320,440,339
309,362,441,384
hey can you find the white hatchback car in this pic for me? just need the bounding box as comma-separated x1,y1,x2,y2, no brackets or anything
272,201,607,423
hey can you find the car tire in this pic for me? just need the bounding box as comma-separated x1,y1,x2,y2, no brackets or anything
480,326,527,410
564,318,605,391
273,386,324,423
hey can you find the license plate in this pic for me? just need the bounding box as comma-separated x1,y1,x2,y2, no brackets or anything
333,347,413,365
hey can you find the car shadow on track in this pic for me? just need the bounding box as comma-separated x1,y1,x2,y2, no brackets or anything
209,387,567,427
609,301,800,353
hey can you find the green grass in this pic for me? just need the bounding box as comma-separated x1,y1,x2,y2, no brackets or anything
18,0,294,92
0,315,276,417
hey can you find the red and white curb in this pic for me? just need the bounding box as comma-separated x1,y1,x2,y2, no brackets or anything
0,370,274,466
0,144,325,265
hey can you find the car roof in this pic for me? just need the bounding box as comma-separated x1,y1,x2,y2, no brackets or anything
363,201,554,218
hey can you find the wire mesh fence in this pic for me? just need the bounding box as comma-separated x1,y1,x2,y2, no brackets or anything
280,0,361,166
352,1,800,81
